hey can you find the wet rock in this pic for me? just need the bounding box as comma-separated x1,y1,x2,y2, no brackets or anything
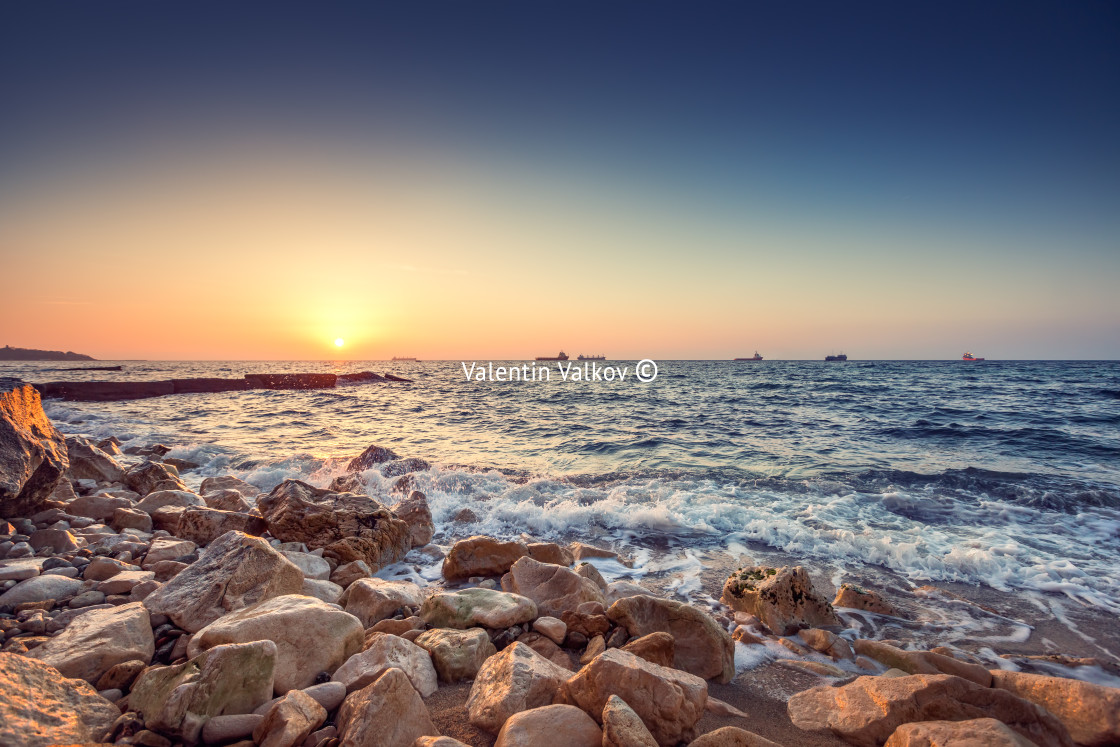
787,673,1073,747
253,688,327,747
798,628,855,660
65,435,126,483
0,652,120,747
414,627,497,682
380,457,430,477
504,556,606,618
258,479,411,571
130,640,277,743
834,583,899,615
561,647,708,747
569,542,618,562
607,595,733,682
853,640,992,686
0,380,68,518
143,531,305,632
340,577,424,627
884,718,1036,747
28,601,154,683
528,541,574,567
575,561,608,591
332,631,438,696
346,444,401,472
188,593,364,693
690,727,783,746
336,667,439,747
394,490,434,547
721,565,841,635
495,703,602,747
602,694,658,747
175,506,267,546
990,669,1120,746
442,536,529,582
125,461,188,495
467,642,572,733
421,587,538,630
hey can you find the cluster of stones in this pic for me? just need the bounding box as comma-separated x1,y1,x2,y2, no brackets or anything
3,379,1120,747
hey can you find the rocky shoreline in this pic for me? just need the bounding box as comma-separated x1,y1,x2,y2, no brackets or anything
2,380,1119,747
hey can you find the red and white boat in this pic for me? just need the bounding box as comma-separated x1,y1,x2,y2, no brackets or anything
962,352,985,361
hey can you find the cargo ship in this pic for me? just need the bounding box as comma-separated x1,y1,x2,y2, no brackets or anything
577,354,605,361
962,352,985,361
391,357,418,361
825,353,848,361
734,352,764,361
535,351,569,361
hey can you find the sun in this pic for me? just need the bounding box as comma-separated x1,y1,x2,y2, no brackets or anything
334,338,345,348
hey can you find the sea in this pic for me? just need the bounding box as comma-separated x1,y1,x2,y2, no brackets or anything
6,359,1120,619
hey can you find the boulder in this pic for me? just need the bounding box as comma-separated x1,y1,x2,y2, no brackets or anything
414,627,497,682
200,474,262,499
443,536,528,581
787,673,1073,747
143,531,305,632
605,581,656,606
28,601,154,683
332,631,438,696
421,587,538,630
125,461,188,495
885,718,1036,747
252,681,347,717
65,435,126,483
302,578,343,603
0,556,45,581
346,443,401,472
570,542,618,562
504,556,606,617
129,640,277,743
340,577,424,627
111,506,153,532
134,488,205,514
798,628,854,660
721,565,841,635
95,658,147,691
336,667,439,747
84,555,136,580
853,640,992,686
690,727,783,746
534,616,567,645
142,536,198,567
0,652,119,747
601,694,658,747
619,632,675,668
175,506,266,546
575,561,608,591
0,572,83,606
98,569,155,595
188,593,364,693
560,647,708,747
395,490,434,547
67,491,134,521
834,583,898,616
607,595,734,682
203,488,253,512
0,380,68,518
258,479,411,571
990,669,1120,746
494,703,602,747
528,542,574,567
253,689,327,747
330,559,373,588
467,642,572,733
28,527,79,553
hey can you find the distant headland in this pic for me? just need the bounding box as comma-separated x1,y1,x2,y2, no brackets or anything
0,345,95,361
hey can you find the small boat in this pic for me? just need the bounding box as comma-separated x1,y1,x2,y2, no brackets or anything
535,351,569,361
577,354,606,361
391,357,418,361
962,352,985,362
825,353,848,362
734,352,764,361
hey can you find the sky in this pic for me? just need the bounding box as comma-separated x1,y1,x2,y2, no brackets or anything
1,1,1118,360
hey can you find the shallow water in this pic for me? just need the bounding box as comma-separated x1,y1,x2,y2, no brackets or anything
7,359,1120,613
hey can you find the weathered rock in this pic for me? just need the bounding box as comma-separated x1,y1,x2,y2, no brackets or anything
834,583,899,615
518,630,575,671
494,703,602,747
605,581,651,607
0,380,68,518
111,506,154,532
575,561,608,591
134,488,205,514
505,556,606,618
607,595,733,683
414,627,497,682
129,640,277,743
143,531,305,633
788,673,1073,747
346,443,401,472
467,642,572,733
28,527,79,553
395,490,434,547
619,632,675,668
203,487,253,512
569,542,619,562
253,688,327,747
721,565,841,635
258,479,411,571
98,569,155,596
990,669,1120,746
65,434,126,483
175,506,266,546
421,588,538,630
340,577,424,627
690,726,783,746
200,474,262,499
528,541,574,567
330,559,373,588
301,577,344,603
884,718,1036,747
561,647,708,747
67,491,134,521
278,550,331,580
28,601,154,683
125,461,188,495
95,658,147,691
142,536,198,567
853,640,992,686
0,652,119,747
443,536,529,581
188,593,364,693
332,631,438,696
84,555,136,581
798,628,855,660
534,616,567,645
370,615,426,636
336,667,439,747
601,694,658,747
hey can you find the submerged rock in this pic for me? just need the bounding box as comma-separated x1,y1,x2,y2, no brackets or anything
720,565,841,635
0,652,120,747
